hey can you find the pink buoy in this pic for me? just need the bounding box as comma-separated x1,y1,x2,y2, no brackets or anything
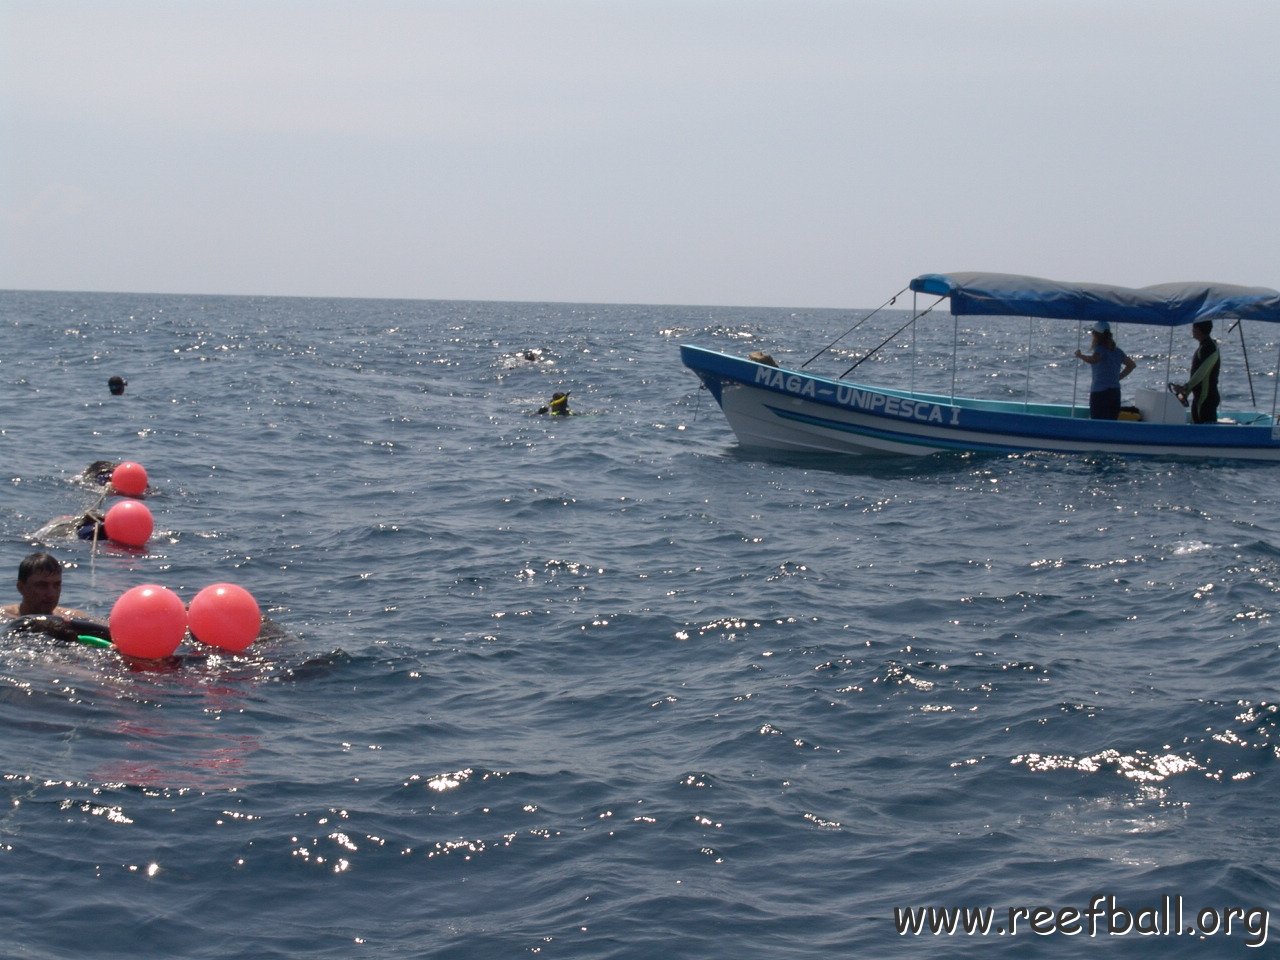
111,461,148,497
109,584,187,658
188,583,261,653
104,500,153,548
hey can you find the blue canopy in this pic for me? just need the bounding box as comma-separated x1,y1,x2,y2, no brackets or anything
910,272,1280,327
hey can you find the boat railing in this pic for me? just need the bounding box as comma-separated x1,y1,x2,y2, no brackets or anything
881,305,1280,425
781,284,1280,426
798,287,908,370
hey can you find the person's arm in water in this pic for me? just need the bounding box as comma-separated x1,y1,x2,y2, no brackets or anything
5,613,109,643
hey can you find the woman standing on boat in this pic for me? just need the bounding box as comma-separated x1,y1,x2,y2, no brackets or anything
1074,320,1136,420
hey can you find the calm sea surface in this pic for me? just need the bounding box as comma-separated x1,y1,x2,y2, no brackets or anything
2,289,1278,958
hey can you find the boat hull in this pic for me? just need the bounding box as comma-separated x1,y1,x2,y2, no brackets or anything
681,345,1280,461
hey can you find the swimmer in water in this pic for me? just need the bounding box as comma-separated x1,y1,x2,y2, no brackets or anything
1,551,108,642
77,460,119,487
108,375,127,396
32,511,106,543
3,553,284,652
536,392,571,415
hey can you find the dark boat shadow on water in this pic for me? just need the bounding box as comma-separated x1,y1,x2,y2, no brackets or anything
709,441,1274,482
711,443,1009,480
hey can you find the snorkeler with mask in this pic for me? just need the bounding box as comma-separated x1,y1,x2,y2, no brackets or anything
536,392,571,416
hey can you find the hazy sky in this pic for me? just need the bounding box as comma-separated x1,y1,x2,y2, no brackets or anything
3,0,1279,307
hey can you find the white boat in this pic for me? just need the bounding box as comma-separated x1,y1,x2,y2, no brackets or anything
681,272,1280,461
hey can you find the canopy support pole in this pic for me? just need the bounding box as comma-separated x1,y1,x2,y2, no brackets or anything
1272,343,1280,423
799,286,908,370
839,297,943,379
1227,319,1257,407
910,292,918,396
1071,324,1083,417
951,314,959,402
1024,316,1033,411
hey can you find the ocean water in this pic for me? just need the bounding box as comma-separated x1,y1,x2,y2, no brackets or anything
1,289,1278,958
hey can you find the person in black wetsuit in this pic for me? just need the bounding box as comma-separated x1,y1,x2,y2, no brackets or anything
78,460,118,486
31,511,105,542
536,392,571,415
1174,320,1221,424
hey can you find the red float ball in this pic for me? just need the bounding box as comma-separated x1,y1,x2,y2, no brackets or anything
104,500,153,548
111,461,148,497
109,584,187,658
188,583,261,653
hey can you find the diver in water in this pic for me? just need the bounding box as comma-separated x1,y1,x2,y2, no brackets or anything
536,392,571,416
3,552,286,652
1,551,109,642
77,460,119,487
74,513,105,540
33,511,106,542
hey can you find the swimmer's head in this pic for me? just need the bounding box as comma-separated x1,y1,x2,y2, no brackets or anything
16,552,64,615
83,460,118,485
108,375,126,395
18,552,61,584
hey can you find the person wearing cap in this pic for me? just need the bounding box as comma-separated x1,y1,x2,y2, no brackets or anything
1074,320,1136,420
1173,320,1220,424
536,392,571,416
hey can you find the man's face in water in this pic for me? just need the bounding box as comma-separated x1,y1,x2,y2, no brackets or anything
18,569,62,615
